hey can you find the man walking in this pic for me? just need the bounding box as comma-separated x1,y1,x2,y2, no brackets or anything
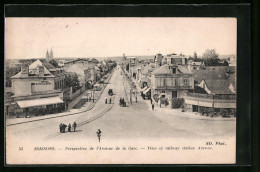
152,103,154,111
96,129,102,143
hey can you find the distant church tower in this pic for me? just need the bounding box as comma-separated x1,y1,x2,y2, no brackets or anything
46,49,50,60
46,49,54,61
50,49,53,59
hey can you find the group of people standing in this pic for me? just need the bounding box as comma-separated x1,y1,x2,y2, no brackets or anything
59,122,77,133
105,97,112,104
119,97,126,107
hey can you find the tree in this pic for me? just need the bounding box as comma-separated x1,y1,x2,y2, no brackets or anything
49,59,59,68
202,49,220,66
65,73,81,93
91,58,99,64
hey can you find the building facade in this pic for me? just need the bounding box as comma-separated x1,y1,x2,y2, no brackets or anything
183,79,236,114
7,59,64,116
151,64,194,99
166,54,187,65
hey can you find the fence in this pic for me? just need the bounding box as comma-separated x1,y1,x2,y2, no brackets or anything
70,88,84,101
186,92,236,100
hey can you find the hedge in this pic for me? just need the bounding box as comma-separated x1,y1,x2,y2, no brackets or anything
172,98,184,109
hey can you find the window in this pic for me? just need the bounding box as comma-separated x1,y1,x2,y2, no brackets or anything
159,78,163,87
175,79,178,86
158,78,166,87
183,78,188,86
171,78,174,86
172,91,177,98
171,58,174,64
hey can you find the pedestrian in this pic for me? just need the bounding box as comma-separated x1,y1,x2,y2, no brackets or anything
73,122,77,132
68,123,71,132
135,96,137,103
122,98,125,105
105,97,107,104
152,103,154,111
109,98,111,104
59,123,63,133
62,124,67,133
96,129,102,143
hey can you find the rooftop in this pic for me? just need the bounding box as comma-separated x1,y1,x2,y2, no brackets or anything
141,64,156,74
11,59,55,79
193,66,236,83
203,79,235,95
152,64,192,75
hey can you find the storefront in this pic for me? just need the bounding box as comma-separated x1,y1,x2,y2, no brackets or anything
16,96,64,117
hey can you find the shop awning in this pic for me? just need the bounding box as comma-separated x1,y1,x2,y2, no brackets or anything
140,86,148,92
17,97,63,108
143,88,151,94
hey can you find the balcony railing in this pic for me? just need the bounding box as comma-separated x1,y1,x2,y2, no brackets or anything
186,92,236,100
156,85,193,89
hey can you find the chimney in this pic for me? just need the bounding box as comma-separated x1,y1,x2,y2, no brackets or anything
39,65,44,77
21,65,29,77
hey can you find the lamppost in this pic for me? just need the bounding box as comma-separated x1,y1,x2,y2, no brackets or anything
92,81,95,103
135,89,138,103
130,89,132,104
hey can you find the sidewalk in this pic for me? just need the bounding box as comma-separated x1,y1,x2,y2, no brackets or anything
6,69,115,126
68,89,90,110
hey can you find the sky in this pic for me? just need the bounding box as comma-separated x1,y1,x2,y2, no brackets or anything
5,18,237,59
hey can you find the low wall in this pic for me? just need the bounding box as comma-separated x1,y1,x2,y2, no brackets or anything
70,88,84,101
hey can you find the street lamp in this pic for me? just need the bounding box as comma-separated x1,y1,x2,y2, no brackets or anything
135,89,138,103
92,81,95,103
130,89,132,104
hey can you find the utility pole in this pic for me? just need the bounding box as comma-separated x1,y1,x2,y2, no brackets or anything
135,89,137,103
93,84,95,103
130,89,132,104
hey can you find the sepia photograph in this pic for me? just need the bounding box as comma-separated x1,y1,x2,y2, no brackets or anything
5,17,237,164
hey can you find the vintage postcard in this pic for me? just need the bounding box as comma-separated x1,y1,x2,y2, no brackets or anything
5,17,237,164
